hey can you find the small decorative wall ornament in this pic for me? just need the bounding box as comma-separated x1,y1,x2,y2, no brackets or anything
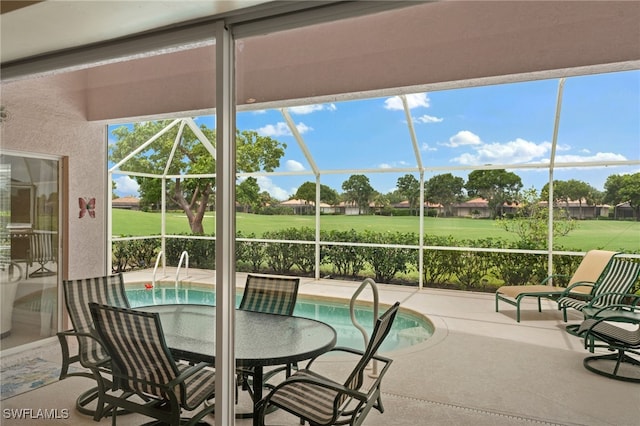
79,197,96,218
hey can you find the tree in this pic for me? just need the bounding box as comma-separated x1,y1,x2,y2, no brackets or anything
497,187,577,247
236,177,260,213
465,169,522,218
564,179,597,219
294,181,339,206
341,175,374,214
424,173,465,217
110,120,286,234
542,180,568,206
542,179,598,219
605,172,640,220
385,188,405,205
603,174,625,205
396,174,420,216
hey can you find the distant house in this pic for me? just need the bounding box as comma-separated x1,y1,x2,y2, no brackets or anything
335,201,362,215
613,201,634,219
393,200,444,215
545,199,610,219
280,198,335,214
112,196,140,210
453,198,610,219
452,198,491,218
451,198,524,218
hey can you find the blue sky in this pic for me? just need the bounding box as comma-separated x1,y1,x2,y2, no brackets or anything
111,70,639,200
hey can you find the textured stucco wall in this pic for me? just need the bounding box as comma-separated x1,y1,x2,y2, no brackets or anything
1,71,108,279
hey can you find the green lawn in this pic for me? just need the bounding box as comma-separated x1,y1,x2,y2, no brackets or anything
112,209,640,252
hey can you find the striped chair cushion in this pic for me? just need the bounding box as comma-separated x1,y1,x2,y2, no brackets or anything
239,274,300,315
557,296,588,312
29,232,55,264
578,319,640,347
96,305,180,401
558,258,640,313
91,303,215,410
182,365,217,410
63,274,129,366
589,258,640,307
263,302,400,426
269,369,341,425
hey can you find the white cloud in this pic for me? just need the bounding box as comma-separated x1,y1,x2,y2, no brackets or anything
443,130,483,147
295,122,312,134
257,121,312,137
421,143,437,152
289,103,336,114
378,160,411,169
415,114,443,124
452,138,552,165
285,160,305,171
258,122,290,136
555,152,628,162
384,93,430,110
256,176,290,201
114,176,139,197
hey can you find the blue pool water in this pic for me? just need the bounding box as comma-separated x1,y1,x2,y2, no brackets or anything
126,285,433,352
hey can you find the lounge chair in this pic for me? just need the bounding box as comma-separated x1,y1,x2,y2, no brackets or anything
496,250,617,322
577,304,640,382
557,256,640,331
89,302,217,425
57,273,131,420
237,274,300,408
256,302,400,426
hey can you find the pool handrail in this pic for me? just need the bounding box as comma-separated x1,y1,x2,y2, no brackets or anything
151,251,165,304
152,251,163,287
350,277,379,377
175,251,189,302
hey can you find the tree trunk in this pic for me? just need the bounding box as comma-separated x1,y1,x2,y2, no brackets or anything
172,180,212,234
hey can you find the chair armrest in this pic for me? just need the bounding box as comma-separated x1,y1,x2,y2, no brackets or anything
269,372,370,404
587,303,640,320
561,281,595,296
167,362,214,388
304,346,365,369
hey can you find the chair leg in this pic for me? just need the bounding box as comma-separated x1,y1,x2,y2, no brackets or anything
583,350,640,383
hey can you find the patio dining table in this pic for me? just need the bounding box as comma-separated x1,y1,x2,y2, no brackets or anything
136,303,337,423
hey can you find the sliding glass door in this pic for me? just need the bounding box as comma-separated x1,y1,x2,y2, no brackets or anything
0,153,60,351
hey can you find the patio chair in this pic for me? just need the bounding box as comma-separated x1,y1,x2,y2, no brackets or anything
238,274,300,316
256,302,400,426
27,231,56,277
56,273,131,420
577,304,640,383
557,256,640,332
237,274,300,404
89,302,217,426
496,249,617,322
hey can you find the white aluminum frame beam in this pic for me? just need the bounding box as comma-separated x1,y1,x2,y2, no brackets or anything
214,20,236,425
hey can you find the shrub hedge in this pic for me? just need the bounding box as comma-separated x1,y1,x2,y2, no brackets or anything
112,228,638,291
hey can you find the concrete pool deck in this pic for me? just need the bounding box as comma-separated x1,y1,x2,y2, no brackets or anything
1,268,638,425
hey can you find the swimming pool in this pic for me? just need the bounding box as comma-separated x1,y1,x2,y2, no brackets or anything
126,284,433,352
